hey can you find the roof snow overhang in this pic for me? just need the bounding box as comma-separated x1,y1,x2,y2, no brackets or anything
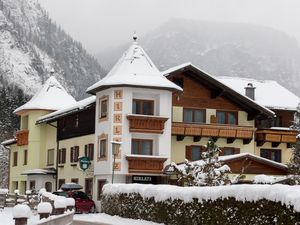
1,138,17,147
36,96,96,124
163,63,274,119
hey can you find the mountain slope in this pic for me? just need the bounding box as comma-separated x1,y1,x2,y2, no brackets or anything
0,0,105,99
97,19,300,97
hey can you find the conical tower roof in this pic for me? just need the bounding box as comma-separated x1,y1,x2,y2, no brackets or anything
14,76,76,115
87,38,182,94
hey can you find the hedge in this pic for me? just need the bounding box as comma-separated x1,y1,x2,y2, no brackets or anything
101,185,300,225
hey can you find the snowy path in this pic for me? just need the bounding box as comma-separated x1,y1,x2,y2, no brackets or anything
0,208,164,225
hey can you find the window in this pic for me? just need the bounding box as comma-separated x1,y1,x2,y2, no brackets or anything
132,99,154,115
97,180,106,200
85,144,94,160
216,111,238,125
70,146,79,163
29,180,35,190
13,152,18,166
132,139,153,155
99,97,108,120
22,115,28,130
185,146,205,161
220,147,240,156
58,179,65,189
260,149,281,162
71,178,79,184
12,181,18,191
98,138,107,159
183,108,205,123
58,148,66,164
47,149,54,166
24,150,28,165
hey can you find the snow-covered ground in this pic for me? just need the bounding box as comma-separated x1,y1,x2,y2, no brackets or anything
0,208,163,225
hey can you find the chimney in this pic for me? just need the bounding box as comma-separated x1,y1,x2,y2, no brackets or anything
245,83,255,100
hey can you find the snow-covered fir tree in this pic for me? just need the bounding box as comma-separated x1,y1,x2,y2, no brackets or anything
288,103,300,184
172,138,231,186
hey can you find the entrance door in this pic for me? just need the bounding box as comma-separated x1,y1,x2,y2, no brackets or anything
85,178,93,198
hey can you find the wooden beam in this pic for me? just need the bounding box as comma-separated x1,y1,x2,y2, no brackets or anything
272,142,280,148
193,136,201,142
256,140,265,146
176,135,185,141
227,138,235,144
243,139,252,145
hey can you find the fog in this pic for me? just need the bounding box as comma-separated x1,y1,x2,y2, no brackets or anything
38,0,300,54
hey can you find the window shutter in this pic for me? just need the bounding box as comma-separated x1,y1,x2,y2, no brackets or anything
89,144,94,160
234,148,240,154
70,147,74,162
185,146,192,161
75,146,79,162
84,145,88,157
62,148,66,163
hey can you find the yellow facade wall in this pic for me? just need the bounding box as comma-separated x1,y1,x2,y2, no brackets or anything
9,110,56,193
57,134,95,190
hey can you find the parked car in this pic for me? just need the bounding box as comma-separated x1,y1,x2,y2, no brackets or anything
53,190,95,213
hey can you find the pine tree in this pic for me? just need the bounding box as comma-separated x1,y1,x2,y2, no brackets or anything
288,103,300,184
172,138,231,186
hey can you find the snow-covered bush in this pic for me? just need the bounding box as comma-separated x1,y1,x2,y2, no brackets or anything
172,138,231,186
101,183,300,225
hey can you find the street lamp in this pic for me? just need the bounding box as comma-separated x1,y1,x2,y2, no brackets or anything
111,141,121,184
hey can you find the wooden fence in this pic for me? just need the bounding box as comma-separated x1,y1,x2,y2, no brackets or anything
0,192,40,209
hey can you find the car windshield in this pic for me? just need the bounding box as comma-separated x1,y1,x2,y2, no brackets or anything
73,191,89,199
53,191,69,197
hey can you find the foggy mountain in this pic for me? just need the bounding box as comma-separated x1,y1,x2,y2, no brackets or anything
0,0,105,99
97,19,300,97
0,0,106,185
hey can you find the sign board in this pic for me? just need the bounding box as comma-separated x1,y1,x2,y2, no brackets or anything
79,156,90,171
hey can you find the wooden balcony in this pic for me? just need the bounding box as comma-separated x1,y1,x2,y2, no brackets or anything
16,130,29,146
126,155,168,174
127,114,168,134
172,122,255,144
256,128,297,146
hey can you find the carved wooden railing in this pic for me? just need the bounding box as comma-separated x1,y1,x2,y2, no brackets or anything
127,114,168,134
126,155,168,174
256,128,297,144
16,130,29,146
172,122,255,139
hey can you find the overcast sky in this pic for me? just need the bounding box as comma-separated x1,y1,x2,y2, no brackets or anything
38,0,300,55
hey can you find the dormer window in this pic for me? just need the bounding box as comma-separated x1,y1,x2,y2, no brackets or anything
132,99,154,115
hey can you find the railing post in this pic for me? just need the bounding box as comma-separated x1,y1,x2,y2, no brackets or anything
37,202,52,219
13,205,30,225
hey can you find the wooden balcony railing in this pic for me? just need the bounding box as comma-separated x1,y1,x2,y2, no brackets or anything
256,128,297,145
127,114,168,134
172,122,255,140
126,155,168,174
16,130,29,146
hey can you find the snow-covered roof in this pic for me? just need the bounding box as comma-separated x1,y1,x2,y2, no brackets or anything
21,168,56,175
163,63,274,117
37,96,95,124
176,153,287,171
217,77,300,111
87,40,182,94
14,76,76,115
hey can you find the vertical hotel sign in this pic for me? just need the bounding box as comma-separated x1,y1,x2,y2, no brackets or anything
113,89,123,171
